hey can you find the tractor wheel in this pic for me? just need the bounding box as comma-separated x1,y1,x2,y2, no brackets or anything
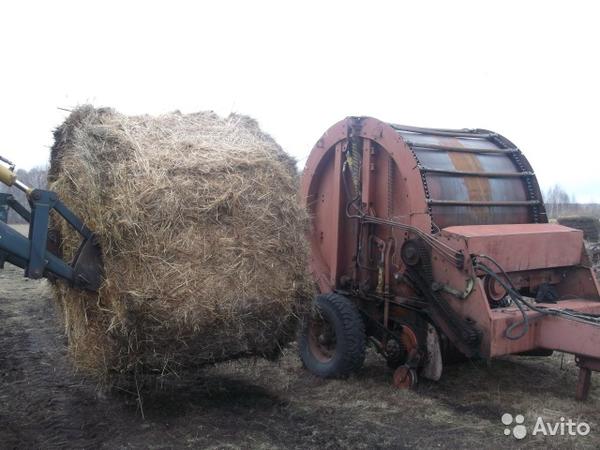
299,293,366,378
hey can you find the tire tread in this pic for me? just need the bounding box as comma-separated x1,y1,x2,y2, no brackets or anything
299,292,366,378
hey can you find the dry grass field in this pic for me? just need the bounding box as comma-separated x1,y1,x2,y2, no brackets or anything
2,228,600,449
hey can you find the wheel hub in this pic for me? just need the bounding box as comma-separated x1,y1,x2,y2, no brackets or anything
308,312,337,363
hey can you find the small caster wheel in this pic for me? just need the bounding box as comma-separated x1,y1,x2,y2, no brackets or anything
393,366,418,389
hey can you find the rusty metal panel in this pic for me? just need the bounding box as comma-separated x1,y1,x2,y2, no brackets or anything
537,311,600,357
426,176,528,202
396,133,499,150
414,150,521,173
431,205,531,228
411,140,535,227
443,224,584,271
488,299,600,357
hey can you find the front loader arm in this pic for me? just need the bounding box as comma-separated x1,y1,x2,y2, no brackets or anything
0,157,102,292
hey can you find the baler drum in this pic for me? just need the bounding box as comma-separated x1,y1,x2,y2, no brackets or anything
397,129,545,229
300,117,547,295
299,117,600,400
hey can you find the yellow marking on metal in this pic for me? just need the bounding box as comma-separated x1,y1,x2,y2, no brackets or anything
0,165,16,186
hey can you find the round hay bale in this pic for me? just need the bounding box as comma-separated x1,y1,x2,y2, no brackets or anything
48,106,312,382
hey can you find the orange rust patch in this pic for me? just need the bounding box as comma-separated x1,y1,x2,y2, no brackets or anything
448,148,491,202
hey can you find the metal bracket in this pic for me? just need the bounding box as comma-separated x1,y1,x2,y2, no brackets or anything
575,356,600,401
431,278,475,300
26,190,56,278
0,188,102,291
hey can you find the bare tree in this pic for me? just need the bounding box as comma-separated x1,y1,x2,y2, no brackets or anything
544,184,571,218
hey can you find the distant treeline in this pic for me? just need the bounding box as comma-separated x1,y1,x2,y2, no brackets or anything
1,169,599,223
547,203,600,219
544,184,600,219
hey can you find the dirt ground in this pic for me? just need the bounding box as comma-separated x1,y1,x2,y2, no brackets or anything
2,230,600,449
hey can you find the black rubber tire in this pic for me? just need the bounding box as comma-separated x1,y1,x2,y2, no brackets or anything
299,292,366,378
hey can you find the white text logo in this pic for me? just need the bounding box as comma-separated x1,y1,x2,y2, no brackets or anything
502,413,591,439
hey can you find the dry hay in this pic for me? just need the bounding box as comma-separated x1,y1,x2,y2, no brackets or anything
48,105,312,382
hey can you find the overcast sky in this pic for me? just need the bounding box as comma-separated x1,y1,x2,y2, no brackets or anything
1,1,598,200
